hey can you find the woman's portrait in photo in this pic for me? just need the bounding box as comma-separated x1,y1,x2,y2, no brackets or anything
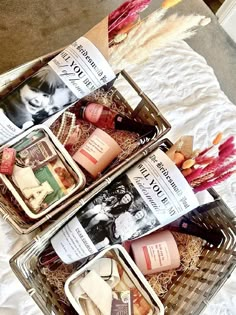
77,175,160,250
0,65,76,129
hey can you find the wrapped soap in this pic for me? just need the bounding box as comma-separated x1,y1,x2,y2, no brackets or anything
0,148,16,175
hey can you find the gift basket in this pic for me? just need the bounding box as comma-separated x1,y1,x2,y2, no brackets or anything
1,0,236,314
0,60,170,233
9,138,236,315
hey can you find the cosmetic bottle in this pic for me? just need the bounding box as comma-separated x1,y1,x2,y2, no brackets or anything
78,102,158,142
131,230,180,275
169,217,223,247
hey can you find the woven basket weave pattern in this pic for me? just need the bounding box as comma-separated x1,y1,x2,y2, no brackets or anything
10,187,236,315
0,55,170,234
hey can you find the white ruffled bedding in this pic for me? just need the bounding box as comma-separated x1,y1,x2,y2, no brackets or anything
0,40,236,315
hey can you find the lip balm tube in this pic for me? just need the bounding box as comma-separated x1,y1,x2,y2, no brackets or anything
131,230,180,275
73,128,122,178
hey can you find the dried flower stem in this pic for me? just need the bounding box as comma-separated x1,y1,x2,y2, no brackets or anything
194,170,236,192
191,172,214,187
109,13,209,72
219,136,234,151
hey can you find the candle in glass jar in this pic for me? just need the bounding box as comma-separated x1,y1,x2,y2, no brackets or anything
73,128,122,178
131,230,180,275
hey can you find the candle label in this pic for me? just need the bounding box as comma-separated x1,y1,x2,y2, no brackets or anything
79,134,110,164
143,242,171,270
49,37,115,99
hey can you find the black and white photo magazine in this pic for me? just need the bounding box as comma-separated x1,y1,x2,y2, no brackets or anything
77,174,160,250
0,66,76,144
51,148,199,263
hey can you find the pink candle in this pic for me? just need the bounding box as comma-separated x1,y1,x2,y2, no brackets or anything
73,128,122,178
131,230,180,275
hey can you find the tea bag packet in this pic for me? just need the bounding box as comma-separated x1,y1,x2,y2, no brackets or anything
0,148,16,175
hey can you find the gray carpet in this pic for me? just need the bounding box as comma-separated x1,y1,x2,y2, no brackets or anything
0,0,236,104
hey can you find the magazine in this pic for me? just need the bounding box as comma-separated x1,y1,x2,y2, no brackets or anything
51,148,199,264
0,35,115,146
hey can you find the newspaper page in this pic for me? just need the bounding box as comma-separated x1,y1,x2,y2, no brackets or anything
51,148,199,264
0,37,115,146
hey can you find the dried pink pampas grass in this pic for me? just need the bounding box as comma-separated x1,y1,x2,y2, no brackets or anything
194,170,236,193
109,13,211,72
108,0,152,42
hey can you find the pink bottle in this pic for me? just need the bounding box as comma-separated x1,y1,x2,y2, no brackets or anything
131,230,180,275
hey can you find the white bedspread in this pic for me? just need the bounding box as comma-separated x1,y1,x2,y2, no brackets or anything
0,40,235,315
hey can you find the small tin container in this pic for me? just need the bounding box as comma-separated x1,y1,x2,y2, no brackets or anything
0,125,86,219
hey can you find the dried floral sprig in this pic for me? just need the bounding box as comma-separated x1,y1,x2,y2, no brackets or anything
109,12,211,72
214,160,236,178
172,133,236,192
219,136,234,151
108,0,152,43
108,0,186,46
194,170,236,193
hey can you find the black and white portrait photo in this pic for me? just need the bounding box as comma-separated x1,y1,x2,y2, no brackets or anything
0,65,76,129
77,174,160,251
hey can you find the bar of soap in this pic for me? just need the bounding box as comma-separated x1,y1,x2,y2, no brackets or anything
88,258,120,288
12,165,40,190
80,270,113,315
